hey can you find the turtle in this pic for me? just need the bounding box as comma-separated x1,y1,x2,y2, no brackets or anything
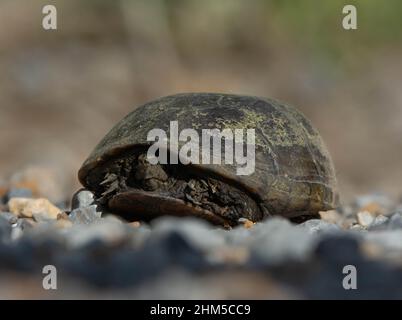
78,93,339,227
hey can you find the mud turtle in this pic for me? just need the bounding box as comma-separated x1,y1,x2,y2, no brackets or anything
78,93,338,227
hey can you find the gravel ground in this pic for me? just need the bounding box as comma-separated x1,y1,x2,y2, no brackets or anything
1,172,402,299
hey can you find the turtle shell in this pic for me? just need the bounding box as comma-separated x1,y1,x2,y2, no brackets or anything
78,93,339,221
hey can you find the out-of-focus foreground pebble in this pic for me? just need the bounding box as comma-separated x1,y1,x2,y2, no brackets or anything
0,184,402,299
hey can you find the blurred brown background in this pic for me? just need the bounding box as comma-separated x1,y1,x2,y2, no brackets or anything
0,0,401,204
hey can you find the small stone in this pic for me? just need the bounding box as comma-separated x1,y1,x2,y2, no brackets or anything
354,193,393,215
309,235,402,299
0,212,18,225
298,219,340,235
357,211,375,227
249,217,315,265
368,215,389,230
314,235,361,264
151,217,226,253
387,212,402,230
10,218,36,241
364,230,402,252
8,198,62,219
66,218,129,248
143,230,207,271
129,221,141,228
340,217,358,230
238,217,255,229
69,205,101,225
360,202,384,216
349,224,367,232
3,188,33,202
10,225,23,241
366,212,401,231
319,210,342,224
71,189,95,210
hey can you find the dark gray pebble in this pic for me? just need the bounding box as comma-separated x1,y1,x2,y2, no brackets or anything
305,235,402,299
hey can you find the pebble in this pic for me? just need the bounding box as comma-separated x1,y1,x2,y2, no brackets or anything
367,215,389,230
8,198,62,219
298,219,341,235
359,202,384,216
319,210,342,224
357,211,375,227
60,229,207,288
9,218,36,241
10,225,24,241
313,234,361,264
349,223,367,232
387,212,402,230
71,189,96,210
354,193,393,215
128,221,141,228
1,189,402,298
68,205,102,225
65,217,129,249
249,217,315,265
238,217,255,229
307,235,402,299
340,217,358,230
368,212,402,231
151,217,226,253
364,230,402,252
143,230,207,271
